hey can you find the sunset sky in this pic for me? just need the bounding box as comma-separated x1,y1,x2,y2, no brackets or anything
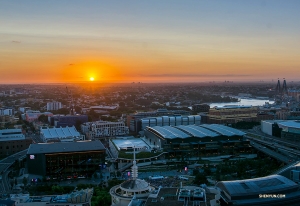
1,0,300,83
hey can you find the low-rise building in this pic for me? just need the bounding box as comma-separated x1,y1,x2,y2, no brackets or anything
40,126,84,142
208,105,257,124
26,141,105,179
10,188,93,206
81,121,129,139
0,129,32,156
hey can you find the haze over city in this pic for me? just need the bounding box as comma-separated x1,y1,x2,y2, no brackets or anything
1,0,300,83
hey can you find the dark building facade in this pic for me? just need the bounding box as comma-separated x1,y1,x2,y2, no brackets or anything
27,141,105,179
50,115,88,128
192,104,210,113
0,139,32,157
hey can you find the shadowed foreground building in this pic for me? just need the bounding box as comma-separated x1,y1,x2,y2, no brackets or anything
216,175,300,206
27,141,105,179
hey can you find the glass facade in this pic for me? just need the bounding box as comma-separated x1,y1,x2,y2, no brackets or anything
45,150,105,179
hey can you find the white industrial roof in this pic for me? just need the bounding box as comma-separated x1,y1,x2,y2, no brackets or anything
175,125,219,138
41,126,80,139
112,138,150,150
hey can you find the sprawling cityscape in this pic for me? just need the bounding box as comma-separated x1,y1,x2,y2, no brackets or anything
1,1,300,206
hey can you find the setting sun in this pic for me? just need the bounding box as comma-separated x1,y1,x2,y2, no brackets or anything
90,77,94,81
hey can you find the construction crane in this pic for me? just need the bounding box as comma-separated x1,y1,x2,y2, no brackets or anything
66,86,75,115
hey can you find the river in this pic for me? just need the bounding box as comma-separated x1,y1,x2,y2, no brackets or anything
209,98,274,108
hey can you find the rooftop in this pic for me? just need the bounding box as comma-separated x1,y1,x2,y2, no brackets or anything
112,137,150,151
150,126,191,139
278,121,300,129
176,125,219,138
40,126,80,139
200,124,245,136
27,140,105,154
216,175,299,200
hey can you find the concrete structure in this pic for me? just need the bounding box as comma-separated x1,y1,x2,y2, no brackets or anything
208,105,258,124
110,148,155,206
216,175,300,205
40,126,84,142
26,141,105,178
10,188,94,206
46,101,62,111
81,121,129,139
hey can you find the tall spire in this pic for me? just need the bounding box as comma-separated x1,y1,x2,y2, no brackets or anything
282,78,288,94
131,146,138,180
276,79,281,94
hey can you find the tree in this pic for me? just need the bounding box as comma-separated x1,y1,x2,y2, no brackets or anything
55,108,70,115
23,177,28,187
75,120,82,131
194,173,208,185
203,167,211,176
94,173,98,179
38,114,49,123
193,169,200,176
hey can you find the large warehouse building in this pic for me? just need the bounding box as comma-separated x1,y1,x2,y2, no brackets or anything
261,120,300,141
144,124,249,157
27,141,105,179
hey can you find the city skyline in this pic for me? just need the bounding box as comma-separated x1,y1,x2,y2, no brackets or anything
1,0,300,83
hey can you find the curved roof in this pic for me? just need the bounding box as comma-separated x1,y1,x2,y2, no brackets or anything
120,179,151,192
176,125,219,138
216,175,298,199
200,124,245,136
278,121,300,129
150,126,191,139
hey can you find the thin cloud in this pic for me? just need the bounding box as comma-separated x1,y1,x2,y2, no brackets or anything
138,73,252,77
11,40,21,43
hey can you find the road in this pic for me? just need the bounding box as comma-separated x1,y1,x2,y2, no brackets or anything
247,138,291,164
0,149,28,194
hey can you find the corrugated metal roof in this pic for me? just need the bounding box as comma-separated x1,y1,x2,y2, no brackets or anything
176,125,219,138
41,126,80,139
150,126,191,139
200,124,245,136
